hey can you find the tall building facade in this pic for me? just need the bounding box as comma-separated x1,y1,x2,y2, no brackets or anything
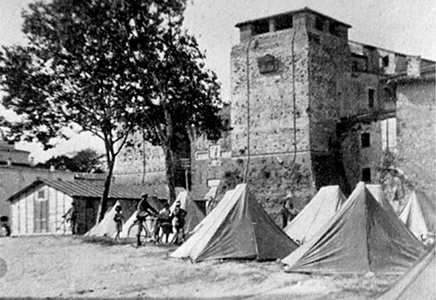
114,8,435,212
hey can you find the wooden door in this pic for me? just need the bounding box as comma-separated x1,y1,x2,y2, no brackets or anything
34,189,49,233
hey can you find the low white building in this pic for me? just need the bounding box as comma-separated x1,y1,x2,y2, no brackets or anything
7,179,173,236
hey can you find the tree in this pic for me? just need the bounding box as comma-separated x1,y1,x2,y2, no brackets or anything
0,0,187,222
36,149,104,173
135,25,224,203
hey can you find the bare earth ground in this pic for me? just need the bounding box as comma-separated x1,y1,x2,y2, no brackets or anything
0,236,399,299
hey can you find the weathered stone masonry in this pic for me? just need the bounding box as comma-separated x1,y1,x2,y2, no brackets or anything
113,8,435,215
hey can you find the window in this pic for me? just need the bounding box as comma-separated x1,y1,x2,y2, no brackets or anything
329,22,340,36
315,17,324,31
368,88,375,108
382,55,389,67
275,15,293,31
252,20,270,35
257,54,277,74
362,168,371,183
361,132,370,148
351,61,358,72
37,190,45,199
209,145,221,159
351,54,368,72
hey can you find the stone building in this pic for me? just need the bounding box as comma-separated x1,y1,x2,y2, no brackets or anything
114,8,435,213
388,63,435,201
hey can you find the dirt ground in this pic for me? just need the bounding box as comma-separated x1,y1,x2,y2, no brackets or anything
0,236,399,299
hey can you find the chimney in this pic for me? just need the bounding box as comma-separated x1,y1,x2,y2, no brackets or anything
406,56,421,78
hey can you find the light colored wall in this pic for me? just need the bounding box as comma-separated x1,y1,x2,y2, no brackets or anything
10,184,73,236
396,80,435,200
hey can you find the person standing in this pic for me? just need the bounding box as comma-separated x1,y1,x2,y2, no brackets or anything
135,193,158,247
280,201,291,228
171,201,187,245
113,205,124,240
63,202,78,235
154,202,173,243
288,203,298,222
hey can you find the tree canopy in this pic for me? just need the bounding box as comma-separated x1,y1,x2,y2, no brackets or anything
36,149,104,173
0,0,224,217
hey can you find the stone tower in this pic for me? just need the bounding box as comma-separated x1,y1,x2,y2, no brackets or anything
230,8,353,197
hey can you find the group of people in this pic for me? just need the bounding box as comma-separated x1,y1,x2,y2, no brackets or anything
114,193,187,247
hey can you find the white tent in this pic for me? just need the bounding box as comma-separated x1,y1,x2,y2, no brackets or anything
171,191,205,234
119,210,138,238
85,200,120,238
284,185,346,244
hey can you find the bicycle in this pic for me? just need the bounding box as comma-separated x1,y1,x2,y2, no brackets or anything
127,215,156,248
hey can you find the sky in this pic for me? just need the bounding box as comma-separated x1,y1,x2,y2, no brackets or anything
0,0,435,162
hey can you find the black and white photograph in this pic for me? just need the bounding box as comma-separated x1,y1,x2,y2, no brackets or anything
0,0,435,299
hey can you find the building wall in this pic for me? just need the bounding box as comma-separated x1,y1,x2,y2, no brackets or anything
114,132,166,184
0,166,79,218
109,9,435,217
10,184,73,236
0,142,30,166
396,80,436,200
229,12,319,209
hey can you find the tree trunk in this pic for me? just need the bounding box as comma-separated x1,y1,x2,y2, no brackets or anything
96,158,115,223
163,144,177,204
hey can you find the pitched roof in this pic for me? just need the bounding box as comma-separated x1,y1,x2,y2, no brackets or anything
7,178,181,202
282,182,427,274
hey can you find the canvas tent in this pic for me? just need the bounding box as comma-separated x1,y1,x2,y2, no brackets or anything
171,191,205,234
366,185,393,211
85,200,121,237
377,247,435,300
171,184,298,262
190,189,236,235
284,185,346,244
282,182,427,274
399,190,435,241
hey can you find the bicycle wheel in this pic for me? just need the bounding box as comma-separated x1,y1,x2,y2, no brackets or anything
127,223,148,248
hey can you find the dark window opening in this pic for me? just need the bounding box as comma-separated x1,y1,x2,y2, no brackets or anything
253,20,270,35
362,168,371,183
351,61,358,72
329,22,340,36
368,88,375,108
37,190,45,199
361,132,370,148
315,17,325,31
382,55,389,67
275,15,293,31
257,54,277,74
351,54,368,72
309,32,320,44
